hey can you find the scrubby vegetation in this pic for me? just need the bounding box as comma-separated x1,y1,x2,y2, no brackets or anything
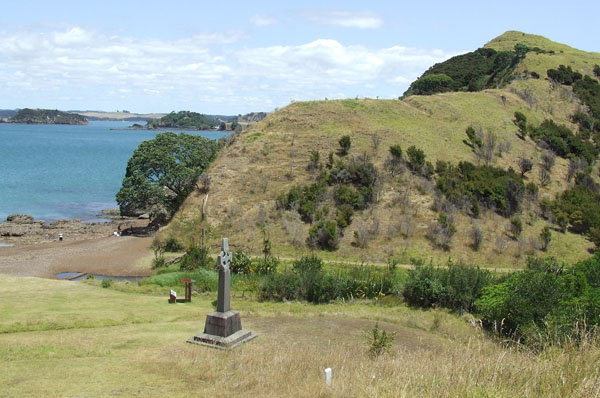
529,119,597,163
477,255,600,347
277,141,378,251
436,161,524,216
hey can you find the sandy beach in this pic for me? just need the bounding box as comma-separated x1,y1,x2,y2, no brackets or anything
0,234,154,279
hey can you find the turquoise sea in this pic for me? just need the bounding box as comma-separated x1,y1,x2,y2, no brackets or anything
0,121,227,222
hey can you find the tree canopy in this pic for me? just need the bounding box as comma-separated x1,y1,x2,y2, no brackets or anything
116,132,218,218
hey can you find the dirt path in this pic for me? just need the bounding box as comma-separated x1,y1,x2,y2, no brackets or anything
0,236,154,279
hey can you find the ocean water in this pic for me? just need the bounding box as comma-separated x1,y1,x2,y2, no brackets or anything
0,121,227,222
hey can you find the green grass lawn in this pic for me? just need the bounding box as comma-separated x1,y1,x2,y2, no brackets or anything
1,274,599,397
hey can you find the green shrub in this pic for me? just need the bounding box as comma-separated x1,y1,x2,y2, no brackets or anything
465,126,482,148
437,161,524,217
151,256,167,269
334,185,361,208
335,204,354,229
529,119,597,163
389,145,402,159
252,257,279,275
259,264,398,304
553,184,600,235
547,65,582,85
179,246,212,271
231,250,252,275
164,236,184,252
101,279,113,288
510,217,523,240
307,219,340,251
403,263,493,312
338,135,351,156
540,226,552,251
406,145,425,171
365,323,396,359
292,256,324,274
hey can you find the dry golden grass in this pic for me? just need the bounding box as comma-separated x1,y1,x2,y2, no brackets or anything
1,275,599,397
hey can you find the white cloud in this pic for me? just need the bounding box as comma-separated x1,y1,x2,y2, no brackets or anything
304,10,384,29
0,26,458,112
251,15,279,27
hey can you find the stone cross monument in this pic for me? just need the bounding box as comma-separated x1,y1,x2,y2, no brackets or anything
187,238,256,349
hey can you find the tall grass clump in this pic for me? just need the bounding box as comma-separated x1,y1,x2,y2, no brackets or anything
259,256,400,303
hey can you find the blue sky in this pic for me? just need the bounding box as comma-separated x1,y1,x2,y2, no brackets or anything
0,0,598,114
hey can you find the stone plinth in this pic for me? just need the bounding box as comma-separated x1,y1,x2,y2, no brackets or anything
188,329,256,350
204,310,241,337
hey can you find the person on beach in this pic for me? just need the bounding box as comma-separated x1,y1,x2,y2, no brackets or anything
58,233,63,241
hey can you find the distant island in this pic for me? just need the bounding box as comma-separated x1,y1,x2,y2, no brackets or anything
146,111,216,130
4,108,88,125
131,110,269,131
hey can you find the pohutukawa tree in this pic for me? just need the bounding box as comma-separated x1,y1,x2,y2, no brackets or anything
116,132,218,218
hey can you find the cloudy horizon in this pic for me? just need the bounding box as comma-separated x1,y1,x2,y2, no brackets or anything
0,1,598,114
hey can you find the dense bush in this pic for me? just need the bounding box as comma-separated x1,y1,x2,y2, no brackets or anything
547,65,582,85
573,75,600,123
164,236,184,252
403,263,494,312
548,67,600,144
406,145,426,172
475,255,600,344
252,257,279,275
307,219,340,251
552,184,600,236
259,263,399,304
436,161,524,216
231,250,252,275
404,47,521,96
277,178,328,223
292,256,324,273
179,246,212,271
529,119,597,163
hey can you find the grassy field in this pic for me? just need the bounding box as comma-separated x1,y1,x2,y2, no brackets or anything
1,275,599,397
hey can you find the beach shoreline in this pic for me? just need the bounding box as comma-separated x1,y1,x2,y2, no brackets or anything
0,212,155,279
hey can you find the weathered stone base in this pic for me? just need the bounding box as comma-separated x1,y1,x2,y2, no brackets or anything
187,329,257,350
204,310,242,337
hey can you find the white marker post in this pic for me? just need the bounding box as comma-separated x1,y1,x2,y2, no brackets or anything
324,368,332,386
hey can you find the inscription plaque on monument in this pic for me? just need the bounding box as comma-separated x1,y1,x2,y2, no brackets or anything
187,238,256,349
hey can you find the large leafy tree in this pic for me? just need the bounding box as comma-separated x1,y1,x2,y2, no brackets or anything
116,132,218,217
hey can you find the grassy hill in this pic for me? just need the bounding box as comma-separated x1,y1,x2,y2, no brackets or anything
160,32,600,269
1,274,598,397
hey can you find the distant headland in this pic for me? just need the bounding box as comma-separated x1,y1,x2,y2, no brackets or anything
2,108,88,125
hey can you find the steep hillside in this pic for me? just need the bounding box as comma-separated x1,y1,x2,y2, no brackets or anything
162,32,600,268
